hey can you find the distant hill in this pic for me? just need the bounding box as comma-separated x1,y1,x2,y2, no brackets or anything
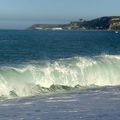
29,16,120,30
79,16,120,30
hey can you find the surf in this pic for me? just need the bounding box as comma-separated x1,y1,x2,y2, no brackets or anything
0,55,120,98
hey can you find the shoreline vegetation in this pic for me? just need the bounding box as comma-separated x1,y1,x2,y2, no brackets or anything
29,16,120,31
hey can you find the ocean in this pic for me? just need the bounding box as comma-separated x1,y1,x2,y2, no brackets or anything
0,30,120,120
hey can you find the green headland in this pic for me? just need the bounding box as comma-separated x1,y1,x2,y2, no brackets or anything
30,16,120,31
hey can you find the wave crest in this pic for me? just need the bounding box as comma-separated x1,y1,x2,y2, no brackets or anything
0,55,120,98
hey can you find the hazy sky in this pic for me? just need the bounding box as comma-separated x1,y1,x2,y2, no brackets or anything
0,0,120,29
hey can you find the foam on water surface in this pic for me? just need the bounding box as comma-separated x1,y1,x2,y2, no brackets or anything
0,86,120,120
0,55,120,98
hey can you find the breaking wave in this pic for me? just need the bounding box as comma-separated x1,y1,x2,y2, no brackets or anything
0,55,120,98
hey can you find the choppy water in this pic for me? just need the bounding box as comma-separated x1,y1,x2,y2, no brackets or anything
0,30,120,119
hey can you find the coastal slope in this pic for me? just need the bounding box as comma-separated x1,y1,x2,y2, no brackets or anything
29,16,120,30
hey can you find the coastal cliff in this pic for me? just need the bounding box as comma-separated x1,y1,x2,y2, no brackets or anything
29,16,120,30
109,17,120,30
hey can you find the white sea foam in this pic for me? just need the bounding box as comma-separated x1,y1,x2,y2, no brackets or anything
0,55,120,98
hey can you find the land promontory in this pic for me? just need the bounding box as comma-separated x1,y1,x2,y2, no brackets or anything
29,16,120,30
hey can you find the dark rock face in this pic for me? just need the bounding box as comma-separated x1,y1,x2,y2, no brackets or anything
79,17,111,30
29,16,120,30
78,16,120,30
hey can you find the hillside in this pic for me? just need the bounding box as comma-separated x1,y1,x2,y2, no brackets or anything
29,16,120,30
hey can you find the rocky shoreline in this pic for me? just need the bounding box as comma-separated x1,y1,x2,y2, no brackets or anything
29,16,120,31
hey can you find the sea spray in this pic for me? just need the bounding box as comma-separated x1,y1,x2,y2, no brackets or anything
0,55,120,98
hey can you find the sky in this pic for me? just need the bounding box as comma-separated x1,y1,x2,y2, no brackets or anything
0,0,120,29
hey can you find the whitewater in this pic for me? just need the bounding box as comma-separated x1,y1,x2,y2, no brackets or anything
0,55,120,98
0,30,120,120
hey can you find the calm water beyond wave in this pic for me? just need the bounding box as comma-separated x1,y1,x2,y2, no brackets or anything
0,30,120,120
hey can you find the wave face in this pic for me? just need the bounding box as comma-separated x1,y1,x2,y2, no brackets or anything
0,55,120,98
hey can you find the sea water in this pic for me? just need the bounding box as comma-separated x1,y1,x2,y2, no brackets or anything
0,30,120,120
